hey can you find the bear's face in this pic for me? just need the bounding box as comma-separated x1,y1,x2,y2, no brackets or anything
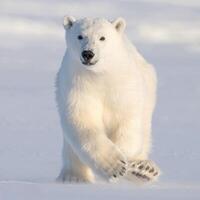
63,16,126,71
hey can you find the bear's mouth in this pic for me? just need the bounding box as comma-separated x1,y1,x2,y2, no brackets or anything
81,60,98,66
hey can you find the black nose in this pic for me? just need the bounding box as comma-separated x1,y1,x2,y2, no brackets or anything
82,50,94,62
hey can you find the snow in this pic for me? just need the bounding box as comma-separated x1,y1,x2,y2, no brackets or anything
0,0,200,199
0,181,200,200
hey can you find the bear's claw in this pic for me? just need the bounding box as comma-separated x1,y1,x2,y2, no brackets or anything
126,160,160,182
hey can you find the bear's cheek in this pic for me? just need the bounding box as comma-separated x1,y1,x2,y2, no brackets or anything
68,38,82,53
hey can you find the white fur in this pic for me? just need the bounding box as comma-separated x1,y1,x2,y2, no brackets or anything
56,17,158,183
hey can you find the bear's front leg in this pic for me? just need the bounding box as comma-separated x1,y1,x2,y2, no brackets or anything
127,160,160,183
113,118,160,183
57,139,95,183
65,121,128,181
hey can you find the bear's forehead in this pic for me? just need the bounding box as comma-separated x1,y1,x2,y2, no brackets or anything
75,18,111,32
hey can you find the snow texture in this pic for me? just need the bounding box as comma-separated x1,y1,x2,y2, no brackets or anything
0,0,200,199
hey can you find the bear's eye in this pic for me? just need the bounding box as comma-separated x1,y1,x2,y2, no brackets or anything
77,35,83,40
100,36,105,41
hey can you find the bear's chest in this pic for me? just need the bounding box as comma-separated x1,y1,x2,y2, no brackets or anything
102,84,140,133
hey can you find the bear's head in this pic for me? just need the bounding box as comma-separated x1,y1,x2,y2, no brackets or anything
63,16,126,72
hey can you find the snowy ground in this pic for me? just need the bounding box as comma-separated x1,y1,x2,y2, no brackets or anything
0,0,200,199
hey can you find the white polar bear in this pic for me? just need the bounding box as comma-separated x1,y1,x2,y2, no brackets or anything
56,16,160,183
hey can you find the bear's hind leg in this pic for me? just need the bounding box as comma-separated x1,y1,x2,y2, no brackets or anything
57,140,95,183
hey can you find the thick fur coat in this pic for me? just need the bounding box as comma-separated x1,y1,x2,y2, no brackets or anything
56,16,160,183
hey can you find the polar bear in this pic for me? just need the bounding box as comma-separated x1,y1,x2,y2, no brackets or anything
56,16,160,183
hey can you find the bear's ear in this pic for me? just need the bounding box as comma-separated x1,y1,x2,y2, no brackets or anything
112,17,126,33
63,16,76,30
